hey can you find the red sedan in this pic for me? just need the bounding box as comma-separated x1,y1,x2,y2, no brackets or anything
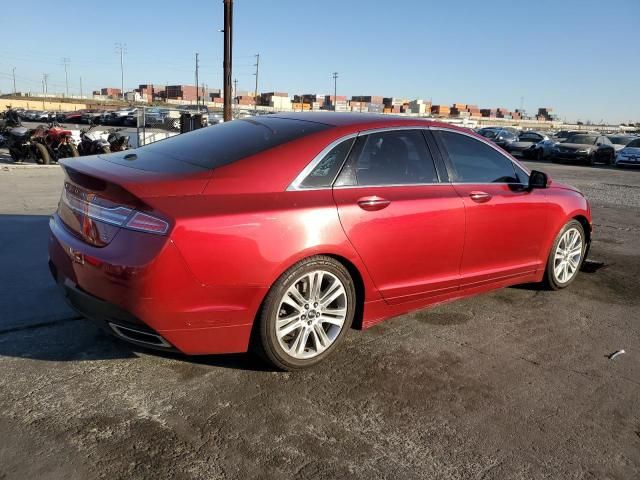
48,113,591,369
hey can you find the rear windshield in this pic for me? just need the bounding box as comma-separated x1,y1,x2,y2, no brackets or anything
565,135,596,145
138,117,330,169
608,136,632,146
627,139,640,148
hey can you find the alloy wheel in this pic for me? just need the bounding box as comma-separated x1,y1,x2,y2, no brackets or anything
275,270,348,360
553,227,583,284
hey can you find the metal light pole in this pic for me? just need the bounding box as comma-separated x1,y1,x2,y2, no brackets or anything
222,0,233,121
115,43,127,99
195,52,200,106
253,54,260,114
332,72,338,111
12,67,16,94
62,57,70,97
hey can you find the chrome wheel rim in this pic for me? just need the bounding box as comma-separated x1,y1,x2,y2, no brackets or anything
275,270,348,360
553,228,583,284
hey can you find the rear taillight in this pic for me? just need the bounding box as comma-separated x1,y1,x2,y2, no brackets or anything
125,211,169,234
60,182,169,243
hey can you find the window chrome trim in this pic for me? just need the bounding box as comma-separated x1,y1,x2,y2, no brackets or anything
287,133,358,191
333,182,447,190
429,125,531,180
287,124,532,191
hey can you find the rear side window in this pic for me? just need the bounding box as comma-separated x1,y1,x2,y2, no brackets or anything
299,138,355,188
438,131,519,183
137,117,330,170
338,130,439,186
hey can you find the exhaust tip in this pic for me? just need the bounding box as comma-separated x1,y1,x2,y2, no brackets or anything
108,323,172,349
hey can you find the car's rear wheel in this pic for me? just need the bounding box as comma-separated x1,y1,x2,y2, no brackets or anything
255,255,355,370
544,220,586,290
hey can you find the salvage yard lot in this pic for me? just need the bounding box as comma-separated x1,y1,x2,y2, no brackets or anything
0,159,639,479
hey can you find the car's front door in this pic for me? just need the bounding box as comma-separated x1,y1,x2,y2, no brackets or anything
432,129,550,288
332,129,465,304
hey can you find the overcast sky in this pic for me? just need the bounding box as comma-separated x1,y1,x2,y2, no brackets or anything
1,0,638,123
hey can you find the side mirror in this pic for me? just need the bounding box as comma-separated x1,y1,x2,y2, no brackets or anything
529,170,549,189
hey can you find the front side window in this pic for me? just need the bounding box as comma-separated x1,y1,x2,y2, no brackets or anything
341,130,439,186
299,138,355,188
438,131,519,183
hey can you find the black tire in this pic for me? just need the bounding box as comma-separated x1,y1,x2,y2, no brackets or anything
607,152,615,165
8,148,20,162
33,143,50,165
543,220,586,290
58,143,79,159
536,148,544,161
254,255,356,370
588,153,596,166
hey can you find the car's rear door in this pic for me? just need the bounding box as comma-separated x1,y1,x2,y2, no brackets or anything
432,128,550,288
332,128,465,304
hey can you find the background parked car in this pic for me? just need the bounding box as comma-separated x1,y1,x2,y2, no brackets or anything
476,127,518,149
607,135,634,153
615,137,640,167
551,134,616,165
505,131,555,160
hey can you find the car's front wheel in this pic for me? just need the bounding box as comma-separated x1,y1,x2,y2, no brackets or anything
544,220,586,290
255,255,355,370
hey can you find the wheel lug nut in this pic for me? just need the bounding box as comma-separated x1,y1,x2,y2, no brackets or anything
314,302,318,308
301,315,306,320
304,304,309,309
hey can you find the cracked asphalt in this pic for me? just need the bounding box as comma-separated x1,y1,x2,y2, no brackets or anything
0,155,638,479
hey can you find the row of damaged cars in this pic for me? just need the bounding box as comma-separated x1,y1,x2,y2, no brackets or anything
477,127,640,167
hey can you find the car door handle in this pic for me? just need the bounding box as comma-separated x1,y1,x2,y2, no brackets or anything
357,196,391,211
469,191,492,203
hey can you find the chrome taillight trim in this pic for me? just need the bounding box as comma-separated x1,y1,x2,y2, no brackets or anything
62,187,132,227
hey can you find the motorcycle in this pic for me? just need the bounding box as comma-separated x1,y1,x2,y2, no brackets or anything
31,120,79,161
78,124,111,156
107,128,130,152
0,107,22,147
5,126,51,164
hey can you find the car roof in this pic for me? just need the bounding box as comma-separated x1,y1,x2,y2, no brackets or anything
268,111,445,130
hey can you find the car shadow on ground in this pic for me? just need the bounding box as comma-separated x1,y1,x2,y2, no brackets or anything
0,213,272,371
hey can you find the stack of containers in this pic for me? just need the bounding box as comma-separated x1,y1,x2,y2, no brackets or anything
466,105,481,117
431,105,451,117
480,109,497,118
325,95,348,112
408,99,432,114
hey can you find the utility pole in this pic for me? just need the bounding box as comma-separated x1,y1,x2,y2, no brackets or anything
42,74,49,96
253,53,260,114
79,76,83,98
62,57,70,97
115,42,127,99
12,67,16,94
195,52,199,107
332,72,338,111
222,0,233,121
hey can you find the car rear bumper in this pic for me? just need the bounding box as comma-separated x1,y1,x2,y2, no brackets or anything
615,158,640,166
553,152,589,161
48,214,263,355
